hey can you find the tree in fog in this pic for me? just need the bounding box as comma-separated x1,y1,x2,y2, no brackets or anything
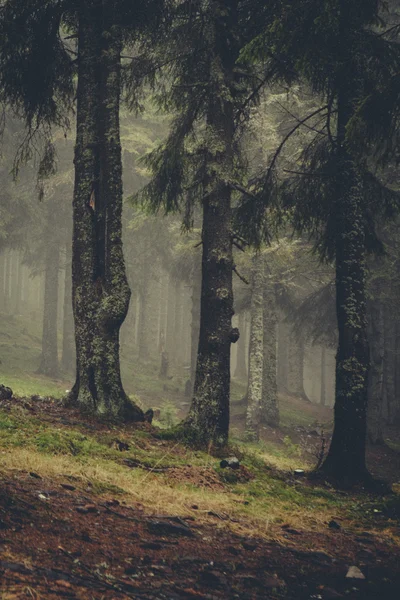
139,0,277,447
243,0,400,482
0,0,165,420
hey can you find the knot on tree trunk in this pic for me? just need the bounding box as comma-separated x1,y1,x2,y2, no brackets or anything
229,327,240,343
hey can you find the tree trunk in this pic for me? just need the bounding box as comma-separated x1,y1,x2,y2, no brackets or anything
320,346,327,406
190,257,201,391
61,236,75,374
68,2,143,421
287,336,307,399
383,302,396,423
320,85,370,481
246,253,264,439
234,311,248,379
38,219,60,378
367,300,384,444
260,263,279,427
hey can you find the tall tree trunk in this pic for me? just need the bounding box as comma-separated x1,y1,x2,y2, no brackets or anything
184,0,240,447
320,346,327,407
68,2,143,421
234,311,248,379
287,336,307,399
246,253,264,439
383,302,396,424
320,83,370,481
190,257,201,390
260,263,279,427
38,218,60,377
367,300,384,444
61,236,75,374
277,319,289,391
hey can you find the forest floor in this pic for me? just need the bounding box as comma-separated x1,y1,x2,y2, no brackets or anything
1,393,400,600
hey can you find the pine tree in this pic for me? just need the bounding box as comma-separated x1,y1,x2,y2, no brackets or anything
0,0,165,420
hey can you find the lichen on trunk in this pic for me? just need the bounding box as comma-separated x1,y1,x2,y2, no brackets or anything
68,1,143,421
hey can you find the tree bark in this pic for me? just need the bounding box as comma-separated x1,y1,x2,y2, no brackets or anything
367,299,384,444
246,253,265,439
68,2,143,421
183,7,239,446
260,262,279,427
320,81,370,481
190,257,201,391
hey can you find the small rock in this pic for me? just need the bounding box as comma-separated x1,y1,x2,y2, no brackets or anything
83,504,98,513
29,472,42,479
76,506,89,514
328,520,341,530
191,504,199,510
242,540,257,551
147,520,194,537
105,499,120,506
294,469,305,477
346,566,365,580
220,457,240,469
60,484,76,491
0,385,12,400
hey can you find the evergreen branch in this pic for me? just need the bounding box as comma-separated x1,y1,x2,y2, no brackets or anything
233,265,249,285
263,105,329,188
229,182,258,199
275,101,328,137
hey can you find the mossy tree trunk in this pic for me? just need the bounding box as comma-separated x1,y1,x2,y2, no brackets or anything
184,2,240,447
260,262,279,427
69,1,143,421
320,86,370,481
246,253,265,439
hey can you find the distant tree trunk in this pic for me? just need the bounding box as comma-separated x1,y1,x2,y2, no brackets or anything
320,346,327,407
68,3,143,421
287,336,307,399
383,302,396,424
234,311,248,379
0,252,5,309
172,280,183,364
320,85,370,482
367,300,384,444
246,253,264,439
277,320,289,391
190,258,201,391
38,219,60,378
260,265,279,427
166,275,176,361
61,237,75,374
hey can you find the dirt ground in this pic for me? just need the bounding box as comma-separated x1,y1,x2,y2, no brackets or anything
1,397,400,599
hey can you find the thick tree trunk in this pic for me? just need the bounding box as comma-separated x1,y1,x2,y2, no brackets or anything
246,253,265,438
367,300,384,444
260,263,279,427
320,89,370,481
68,2,143,421
234,311,248,379
38,222,60,377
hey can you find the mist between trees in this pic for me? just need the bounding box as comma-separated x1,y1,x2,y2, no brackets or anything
1,0,400,488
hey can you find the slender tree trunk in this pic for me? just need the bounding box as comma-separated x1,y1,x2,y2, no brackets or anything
287,336,307,399
190,257,201,390
261,263,279,426
234,311,248,379
367,300,384,444
383,302,396,423
320,346,327,406
277,319,289,391
246,253,265,438
320,84,370,481
61,236,75,374
68,2,143,421
38,219,60,377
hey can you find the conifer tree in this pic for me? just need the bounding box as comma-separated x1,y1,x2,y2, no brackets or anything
242,0,400,482
0,0,165,420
